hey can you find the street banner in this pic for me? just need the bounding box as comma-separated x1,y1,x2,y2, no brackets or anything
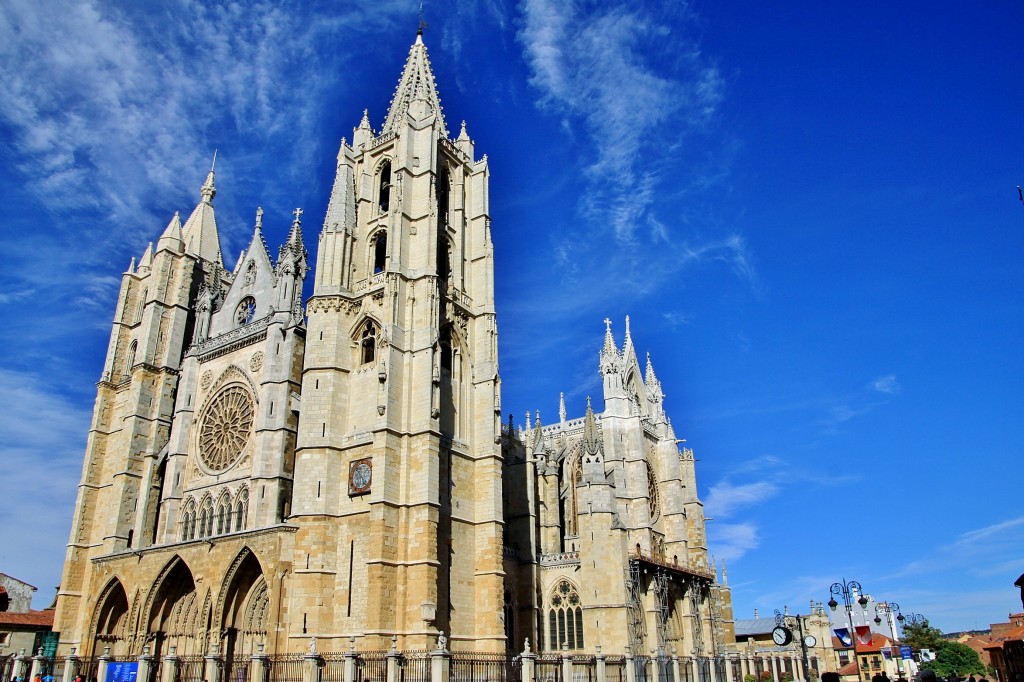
900,646,913,660
834,628,853,647
883,649,892,660
855,625,873,645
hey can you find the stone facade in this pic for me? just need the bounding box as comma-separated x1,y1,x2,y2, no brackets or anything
52,32,732,663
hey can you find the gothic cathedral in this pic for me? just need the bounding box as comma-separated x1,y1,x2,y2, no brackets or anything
53,33,734,662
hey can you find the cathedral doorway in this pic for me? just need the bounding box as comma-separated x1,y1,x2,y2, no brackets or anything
91,579,130,658
219,551,268,666
147,558,202,658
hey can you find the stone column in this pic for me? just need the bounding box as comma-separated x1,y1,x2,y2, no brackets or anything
770,656,780,682
709,657,718,682
560,643,573,682
303,639,322,682
30,648,44,682
595,646,607,682
205,642,223,682
14,649,31,682
625,650,636,682
520,640,536,682
96,647,112,682
62,647,80,682
343,637,358,682
691,656,700,682
137,644,155,682
251,643,269,682
430,636,450,682
651,650,660,682
386,636,400,682
671,652,681,682
724,656,734,682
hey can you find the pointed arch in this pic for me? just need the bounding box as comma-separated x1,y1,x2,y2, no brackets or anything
90,577,131,658
352,316,382,366
144,556,201,657
377,159,392,213
234,487,249,532
370,229,387,274
180,498,197,541
216,548,269,660
215,488,233,535
564,449,583,537
124,340,137,380
547,578,585,651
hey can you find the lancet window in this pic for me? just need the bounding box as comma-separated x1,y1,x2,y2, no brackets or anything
378,160,392,213
565,455,582,537
216,493,232,535
180,501,196,541
124,341,137,379
547,579,584,651
360,321,378,365
234,488,249,532
371,231,387,274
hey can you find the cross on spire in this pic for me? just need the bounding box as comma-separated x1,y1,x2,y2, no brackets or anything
292,207,303,223
603,318,612,332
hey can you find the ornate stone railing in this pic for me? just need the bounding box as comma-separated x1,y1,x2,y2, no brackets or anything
538,551,580,567
352,272,386,293
191,315,271,361
371,131,397,149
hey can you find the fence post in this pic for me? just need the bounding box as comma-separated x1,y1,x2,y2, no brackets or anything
251,642,269,682
343,637,357,682
161,645,179,682
724,656,733,682
137,644,155,682
520,639,536,682
30,648,44,681
205,641,223,682
690,656,700,682
386,636,400,682
63,647,80,682
14,648,31,681
429,632,449,682
304,638,322,682
96,647,112,682
625,650,635,682
595,646,606,682
671,651,681,682
651,650,660,682
560,643,573,682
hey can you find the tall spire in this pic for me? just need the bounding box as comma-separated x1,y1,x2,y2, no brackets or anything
181,163,224,266
382,34,448,137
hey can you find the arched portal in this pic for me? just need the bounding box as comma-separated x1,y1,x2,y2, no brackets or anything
147,558,202,657
91,579,130,658
219,550,269,661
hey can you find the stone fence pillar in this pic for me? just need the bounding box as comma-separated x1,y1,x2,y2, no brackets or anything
205,643,223,682
62,647,80,682
137,645,155,682
13,649,30,681
625,650,636,682
386,636,400,682
560,643,573,682
520,640,536,682
30,648,44,682
343,637,358,682
430,634,450,682
96,647,112,682
303,638,322,682
671,652,681,682
596,646,607,682
250,643,269,682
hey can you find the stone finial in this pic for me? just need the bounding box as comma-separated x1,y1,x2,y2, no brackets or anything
559,392,566,423
255,207,263,229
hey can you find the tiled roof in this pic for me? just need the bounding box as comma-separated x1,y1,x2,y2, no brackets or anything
735,618,780,636
0,609,54,628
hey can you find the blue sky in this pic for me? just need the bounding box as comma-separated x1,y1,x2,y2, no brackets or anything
1,0,1021,633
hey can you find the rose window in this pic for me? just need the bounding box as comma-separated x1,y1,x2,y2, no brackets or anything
198,386,254,472
235,296,257,326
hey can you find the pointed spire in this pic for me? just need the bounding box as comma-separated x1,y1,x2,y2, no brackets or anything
382,34,448,137
602,317,616,354
623,314,633,351
559,392,567,423
138,242,154,273
583,396,601,456
353,109,374,148
458,120,470,142
531,411,545,455
157,212,184,253
722,560,728,586
525,411,532,431
645,353,656,384
127,256,136,274
181,167,224,266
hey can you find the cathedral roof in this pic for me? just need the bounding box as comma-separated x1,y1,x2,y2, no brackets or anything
181,169,224,266
382,32,448,137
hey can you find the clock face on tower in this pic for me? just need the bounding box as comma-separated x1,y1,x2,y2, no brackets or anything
348,458,372,496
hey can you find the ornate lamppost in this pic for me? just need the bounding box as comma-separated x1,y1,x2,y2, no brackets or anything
828,580,869,671
874,603,903,678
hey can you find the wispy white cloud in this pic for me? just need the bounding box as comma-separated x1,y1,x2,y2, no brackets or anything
705,480,779,519
518,0,726,243
871,374,900,394
711,522,760,564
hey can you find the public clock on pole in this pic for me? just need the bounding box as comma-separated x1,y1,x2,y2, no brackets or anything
348,458,372,496
772,626,793,646
803,635,817,648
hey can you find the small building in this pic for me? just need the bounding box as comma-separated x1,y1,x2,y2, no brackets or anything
0,575,55,678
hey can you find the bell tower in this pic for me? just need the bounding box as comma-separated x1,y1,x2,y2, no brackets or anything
290,32,504,651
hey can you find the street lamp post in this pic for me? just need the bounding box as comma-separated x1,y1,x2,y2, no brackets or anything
874,603,903,678
829,580,869,679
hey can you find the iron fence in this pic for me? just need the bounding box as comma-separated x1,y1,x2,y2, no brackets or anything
267,654,305,682
451,653,516,682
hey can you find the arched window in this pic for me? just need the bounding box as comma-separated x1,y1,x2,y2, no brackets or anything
360,320,377,365
439,325,453,371
181,502,195,542
437,236,452,281
436,164,450,229
235,488,249,532
124,340,137,380
646,459,660,521
566,455,582,536
378,160,392,213
216,495,231,535
136,288,147,324
548,579,584,651
199,499,215,537
235,296,257,326
371,231,387,274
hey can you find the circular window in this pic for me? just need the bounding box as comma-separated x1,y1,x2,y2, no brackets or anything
235,296,257,325
198,386,254,472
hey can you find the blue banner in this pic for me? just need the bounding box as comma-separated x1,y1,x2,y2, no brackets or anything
900,646,913,660
106,662,138,682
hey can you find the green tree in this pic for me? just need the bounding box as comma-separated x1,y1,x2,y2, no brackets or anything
901,618,944,651
921,641,985,678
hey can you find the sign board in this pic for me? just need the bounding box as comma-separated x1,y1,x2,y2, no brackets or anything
900,646,913,660
106,662,139,682
41,632,60,658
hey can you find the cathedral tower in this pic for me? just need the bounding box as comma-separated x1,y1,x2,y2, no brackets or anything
290,32,504,651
